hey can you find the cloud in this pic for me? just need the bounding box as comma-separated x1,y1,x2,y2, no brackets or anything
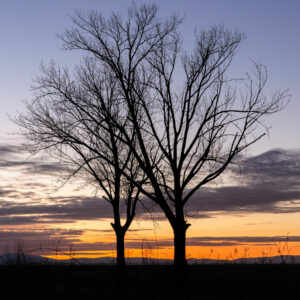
0,194,166,226
0,142,66,175
0,146,299,255
0,216,72,225
22,161,67,175
0,144,21,156
0,229,83,239
0,189,17,197
187,235,300,246
187,185,300,214
234,149,300,187
134,149,300,219
184,149,300,216
0,228,84,253
0,159,66,175
1,146,300,232
0,196,113,226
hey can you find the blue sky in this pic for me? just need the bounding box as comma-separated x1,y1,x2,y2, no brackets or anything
0,0,299,153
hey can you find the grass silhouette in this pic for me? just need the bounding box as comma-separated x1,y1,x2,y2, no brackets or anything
1,264,300,299
1,239,300,299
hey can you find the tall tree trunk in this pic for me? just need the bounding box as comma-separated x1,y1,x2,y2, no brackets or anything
114,227,126,269
173,221,189,267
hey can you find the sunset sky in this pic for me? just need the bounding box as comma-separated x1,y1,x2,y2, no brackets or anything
0,0,300,260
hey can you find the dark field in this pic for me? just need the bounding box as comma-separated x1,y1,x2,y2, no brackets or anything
1,264,300,299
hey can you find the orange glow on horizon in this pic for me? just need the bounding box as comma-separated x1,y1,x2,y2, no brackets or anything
43,242,300,261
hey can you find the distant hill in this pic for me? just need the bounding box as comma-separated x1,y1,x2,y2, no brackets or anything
0,253,299,265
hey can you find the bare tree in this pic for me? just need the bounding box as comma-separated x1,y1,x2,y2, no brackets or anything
16,61,145,268
17,3,288,267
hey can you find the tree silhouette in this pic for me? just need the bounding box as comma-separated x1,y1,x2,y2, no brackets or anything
17,3,288,267
16,62,145,269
